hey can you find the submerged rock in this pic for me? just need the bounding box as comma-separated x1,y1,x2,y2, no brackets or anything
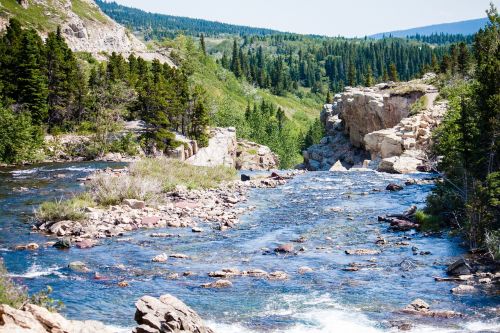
201,279,233,289
133,294,214,333
447,258,472,276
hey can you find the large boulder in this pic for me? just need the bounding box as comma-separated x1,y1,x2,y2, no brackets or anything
133,294,214,333
186,128,237,168
236,140,279,170
0,303,115,333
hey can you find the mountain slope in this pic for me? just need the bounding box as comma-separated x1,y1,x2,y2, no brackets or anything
0,0,172,63
371,17,488,38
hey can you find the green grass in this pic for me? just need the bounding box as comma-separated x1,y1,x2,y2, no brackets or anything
86,158,238,206
409,95,429,116
35,192,95,222
415,210,442,231
71,0,108,23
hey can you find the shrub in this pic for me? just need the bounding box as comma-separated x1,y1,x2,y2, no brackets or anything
409,95,429,116
35,193,95,222
485,231,500,260
0,107,44,164
0,260,27,308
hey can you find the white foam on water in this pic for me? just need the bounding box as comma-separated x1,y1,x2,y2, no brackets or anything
45,166,98,173
206,293,499,333
9,263,63,279
10,168,39,177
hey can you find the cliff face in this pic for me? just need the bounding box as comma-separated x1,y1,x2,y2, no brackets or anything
0,0,174,64
304,75,446,173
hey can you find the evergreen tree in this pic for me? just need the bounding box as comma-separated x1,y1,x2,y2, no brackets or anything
347,59,356,86
388,63,399,82
17,30,48,125
230,39,242,78
364,65,374,87
200,33,207,56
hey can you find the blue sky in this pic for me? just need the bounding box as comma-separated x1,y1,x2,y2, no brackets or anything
112,0,497,37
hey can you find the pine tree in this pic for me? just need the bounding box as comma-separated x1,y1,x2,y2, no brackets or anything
382,67,389,82
347,59,356,86
388,63,399,82
457,42,471,76
230,39,242,78
17,30,48,125
200,33,206,56
365,65,374,87
326,91,333,104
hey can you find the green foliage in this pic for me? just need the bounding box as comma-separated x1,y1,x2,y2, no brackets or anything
415,210,442,231
30,286,64,312
429,6,499,253
302,118,325,150
409,95,429,116
0,107,43,164
35,193,95,222
0,260,27,308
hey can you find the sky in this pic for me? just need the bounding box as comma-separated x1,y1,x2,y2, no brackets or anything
111,0,498,37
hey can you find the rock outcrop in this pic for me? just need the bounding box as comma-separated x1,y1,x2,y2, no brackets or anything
0,0,174,65
0,303,115,333
304,75,446,173
236,140,279,170
133,294,214,333
186,128,237,168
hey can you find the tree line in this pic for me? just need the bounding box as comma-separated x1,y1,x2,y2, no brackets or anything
219,35,451,96
426,6,499,259
0,18,210,164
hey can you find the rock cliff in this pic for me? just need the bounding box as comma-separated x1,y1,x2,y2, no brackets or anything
0,0,174,64
304,75,446,173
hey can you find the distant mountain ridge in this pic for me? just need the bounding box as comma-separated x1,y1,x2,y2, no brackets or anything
370,17,488,39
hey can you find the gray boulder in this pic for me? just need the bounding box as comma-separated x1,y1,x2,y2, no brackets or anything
133,294,214,333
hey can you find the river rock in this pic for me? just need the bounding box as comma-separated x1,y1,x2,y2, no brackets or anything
152,254,169,263
386,183,403,191
451,285,476,294
53,238,71,249
124,199,146,210
201,279,233,289
274,244,295,254
0,303,115,333
133,294,215,333
447,258,472,276
329,160,348,172
68,261,91,273
169,253,190,259
75,239,97,249
268,271,288,280
345,249,380,255
298,266,314,274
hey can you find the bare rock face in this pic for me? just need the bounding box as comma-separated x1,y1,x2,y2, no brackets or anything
186,128,237,168
0,303,115,333
1,1,174,65
303,76,446,173
133,295,215,333
236,140,279,170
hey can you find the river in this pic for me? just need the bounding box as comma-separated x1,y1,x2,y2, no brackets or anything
0,162,498,332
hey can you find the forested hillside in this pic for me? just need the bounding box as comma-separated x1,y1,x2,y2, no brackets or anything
95,0,282,38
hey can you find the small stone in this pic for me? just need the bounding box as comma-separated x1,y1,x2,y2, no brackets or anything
298,266,313,274
274,244,295,254
191,227,203,233
68,261,91,273
169,253,189,259
75,239,97,249
123,199,145,210
386,183,404,191
118,281,129,287
152,253,168,263
451,285,476,294
345,249,380,255
268,271,288,280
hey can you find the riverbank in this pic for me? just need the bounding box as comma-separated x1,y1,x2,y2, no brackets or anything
28,158,303,247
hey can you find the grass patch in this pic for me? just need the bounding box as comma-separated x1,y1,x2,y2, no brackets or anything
35,192,95,223
409,95,429,116
130,158,237,192
0,260,27,308
415,210,442,231
88,158,237,206
71,0,108,23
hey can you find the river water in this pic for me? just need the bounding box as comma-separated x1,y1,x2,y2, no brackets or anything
0,162,498,332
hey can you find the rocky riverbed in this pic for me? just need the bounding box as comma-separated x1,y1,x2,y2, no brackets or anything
1,162,499,332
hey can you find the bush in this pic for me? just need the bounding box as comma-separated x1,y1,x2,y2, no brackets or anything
0,260,27,308
35,193,95,222
0,107,44,164
485,231,500,260
409,95,428,116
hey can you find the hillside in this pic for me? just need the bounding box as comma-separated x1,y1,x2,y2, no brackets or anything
371,17,488,39
95,0,284,38
0,0,172,63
